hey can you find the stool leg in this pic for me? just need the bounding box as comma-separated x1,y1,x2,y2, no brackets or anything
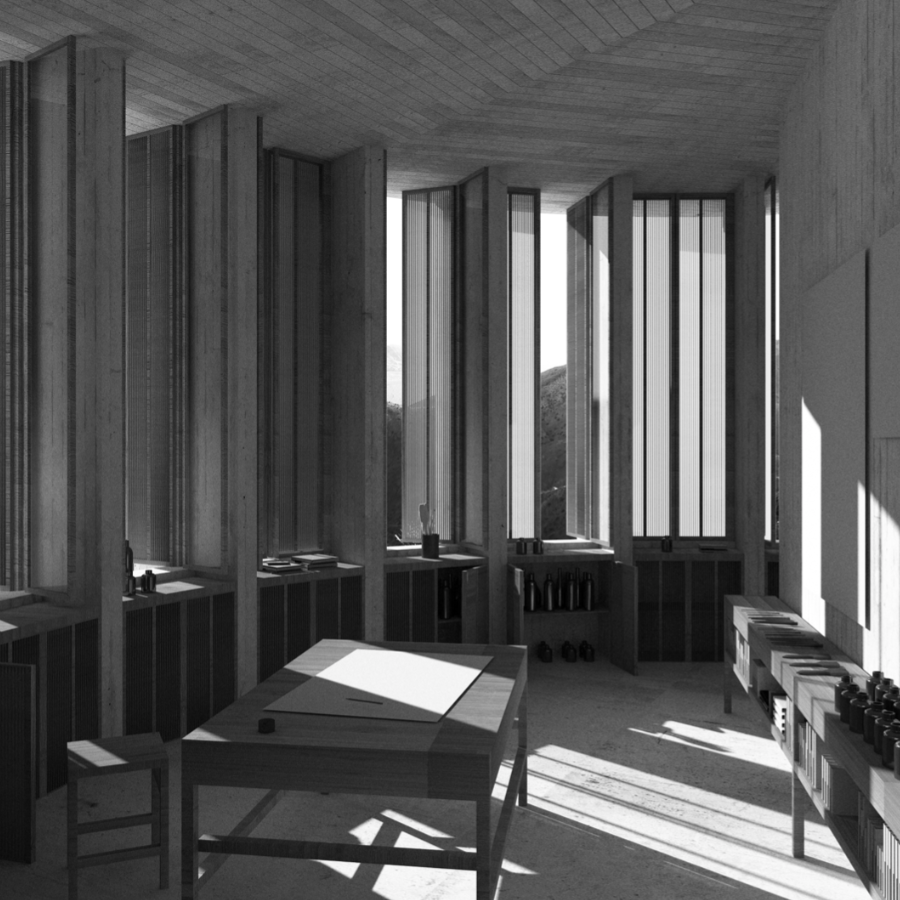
182,781,199,900
67,773,78,900
151,768,160,849
158,763,169,889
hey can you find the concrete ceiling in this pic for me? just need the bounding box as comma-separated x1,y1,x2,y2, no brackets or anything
0,0,839,209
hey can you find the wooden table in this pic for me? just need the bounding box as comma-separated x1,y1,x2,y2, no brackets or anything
181,639,528,899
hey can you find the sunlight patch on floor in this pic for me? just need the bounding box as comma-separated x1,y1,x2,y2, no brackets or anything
516,744,866,900
625,719,795,770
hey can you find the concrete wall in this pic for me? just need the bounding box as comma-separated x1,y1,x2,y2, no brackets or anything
780,0,900,670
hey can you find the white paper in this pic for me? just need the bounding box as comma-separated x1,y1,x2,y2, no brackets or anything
264,649,492,721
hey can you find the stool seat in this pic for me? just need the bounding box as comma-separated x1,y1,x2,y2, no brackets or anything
67,732,169,900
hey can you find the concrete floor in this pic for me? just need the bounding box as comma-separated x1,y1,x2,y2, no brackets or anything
1,659,868,900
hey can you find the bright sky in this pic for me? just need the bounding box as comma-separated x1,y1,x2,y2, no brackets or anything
386,196,567,372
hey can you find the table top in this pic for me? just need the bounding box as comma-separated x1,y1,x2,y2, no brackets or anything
182,640,527,800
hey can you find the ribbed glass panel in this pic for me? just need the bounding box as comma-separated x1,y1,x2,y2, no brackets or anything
126,127,183,564
567,198,590,539
265,153,323,555
430,188,453,541
460,175,483,543
0,62,28,589
679,199,701,537
773,186,780,543
632,200,645,536
702,200,726,536
592,186,610,544
764,184,773,541
509,191,537,539
294,159,322,550
403,192,429,541
402,188,454,542
275,156,295,550
645,200,670,536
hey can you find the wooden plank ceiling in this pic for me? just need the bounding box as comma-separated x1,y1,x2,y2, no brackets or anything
0,0,839,208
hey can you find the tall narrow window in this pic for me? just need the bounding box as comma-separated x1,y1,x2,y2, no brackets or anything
633,196,733,539
508,190,539,538
633,199,671,537
125,126,187,565
0,61,27,589
260,149,324,556
566,183,611,544
402,187,455,543
765,178,780,543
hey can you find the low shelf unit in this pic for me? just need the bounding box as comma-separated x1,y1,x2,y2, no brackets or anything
383,553,486,644
724,593,900,899
508,550,613,661
257,563,364,682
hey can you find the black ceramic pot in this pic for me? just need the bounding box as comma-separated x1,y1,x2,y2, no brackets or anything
840,684,860,723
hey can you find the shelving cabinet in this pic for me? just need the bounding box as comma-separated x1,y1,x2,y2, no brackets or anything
508,550,615,660
636,550,742,662
383,553,486,644
257,564,364,682
725,593,900,899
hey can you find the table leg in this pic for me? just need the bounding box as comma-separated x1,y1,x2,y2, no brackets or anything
476,797,492,900
67,772,78,900
790,702,804,858
791,767,805,858
723,657,732,714
182,781,199,899
518,685,528,807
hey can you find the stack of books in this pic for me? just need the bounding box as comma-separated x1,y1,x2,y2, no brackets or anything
261,553,339,573
261,557,307,573
290,553,338,570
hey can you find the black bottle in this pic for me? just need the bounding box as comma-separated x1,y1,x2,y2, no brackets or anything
524,573,538,612
124,539,134,596
562,641,577,662
580,573,595,611
579,640,595,662
565,573,577,611
440,578,453,619
543,574,555,611
537,641,553,663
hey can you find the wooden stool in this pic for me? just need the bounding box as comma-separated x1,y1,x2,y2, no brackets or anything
67,732,169,900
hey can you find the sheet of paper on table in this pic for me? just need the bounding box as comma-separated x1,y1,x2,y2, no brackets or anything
264,649,493,722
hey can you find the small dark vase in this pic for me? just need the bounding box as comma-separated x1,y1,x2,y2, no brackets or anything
884,725,900,769
867,670,884,700
562,641,577,662
840,684,860,723
850,694,869,734
875,710,896,755
864,702,884,744
422,533,440,559
537,641,553,663
834,675,854,713
877,678,895,703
